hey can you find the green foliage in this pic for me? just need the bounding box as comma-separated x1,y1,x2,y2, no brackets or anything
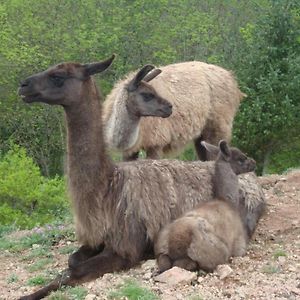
0,144,67,228
273,249,287,259
59,244,78,255
0,0,266,177
189,296,204,300
27,257,53,273
22,246,52,261
7,273,19,284
267,138,300,174
27,275,49,286
0,0,298,186
48,286,88,300
67,287,88,300
109,279,159,300
233,0,300,174
0,223,75,252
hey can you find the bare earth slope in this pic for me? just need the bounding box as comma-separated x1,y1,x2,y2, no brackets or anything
0,170,299,300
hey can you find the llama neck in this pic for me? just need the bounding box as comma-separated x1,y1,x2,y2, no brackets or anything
105,89,140,151
213,160,239,205
64,80,114,206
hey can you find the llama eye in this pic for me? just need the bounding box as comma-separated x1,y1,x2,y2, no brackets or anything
50,75,65,87
141,93,154,102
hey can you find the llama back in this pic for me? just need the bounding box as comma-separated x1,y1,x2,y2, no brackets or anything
76,159,215,259
74,158,264,262
137,61,243,154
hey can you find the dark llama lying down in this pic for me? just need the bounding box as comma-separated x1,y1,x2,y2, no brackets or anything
17,55,266,299
155,140,257,272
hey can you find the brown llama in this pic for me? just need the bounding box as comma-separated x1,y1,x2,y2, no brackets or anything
155,140,260,272
103,61,246,161
18,55,265,299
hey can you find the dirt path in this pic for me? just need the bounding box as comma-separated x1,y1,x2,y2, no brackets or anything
0,170,299,300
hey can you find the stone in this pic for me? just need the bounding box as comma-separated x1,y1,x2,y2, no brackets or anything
141,259,157,271
216,264,233,280
154,266,197,286
143,271,152,280
277,256,286,265
85,294,97,300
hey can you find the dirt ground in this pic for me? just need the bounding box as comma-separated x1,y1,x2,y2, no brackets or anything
0,170,299,300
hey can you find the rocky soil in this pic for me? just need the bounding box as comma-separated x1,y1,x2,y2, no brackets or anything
0,170,299,300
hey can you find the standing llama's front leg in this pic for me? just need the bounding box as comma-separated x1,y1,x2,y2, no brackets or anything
146,147,161,159
68,244,104,269
123,151,140,161
19,248,133,300
194,136,208,161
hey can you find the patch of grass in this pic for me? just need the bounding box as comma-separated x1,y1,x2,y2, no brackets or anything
48,286,88,300
27,257,54,272
67,286,88,300
7,273,19,283
22,246,52,261
59,244,77,255
273,249,287,259
261,264,280,274
48,291,69,300
189,296,204,300
0,237,16,251
0,223,75,253
0,224,18,238
27,275,49,286
109,279,159,300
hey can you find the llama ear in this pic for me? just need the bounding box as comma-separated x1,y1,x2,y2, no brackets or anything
200,141,219,155
127,65,155,91
143,69,162,82
83,54,115,77
219,140,231,160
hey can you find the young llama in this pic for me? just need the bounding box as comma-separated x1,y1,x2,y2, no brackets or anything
155,140,258,272
18,55,265,299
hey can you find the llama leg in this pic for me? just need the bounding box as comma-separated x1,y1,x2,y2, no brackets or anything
19,248,132,300
68,244,104,269
70,247,132,281
146,147,161,159
173,257,198,271
193,136,207,161
157,254,172,273
123,151,139,161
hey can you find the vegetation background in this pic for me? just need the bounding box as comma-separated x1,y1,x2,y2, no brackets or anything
0,0,299,228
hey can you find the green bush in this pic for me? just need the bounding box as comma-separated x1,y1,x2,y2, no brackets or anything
233,1,300,174
0,144,67,228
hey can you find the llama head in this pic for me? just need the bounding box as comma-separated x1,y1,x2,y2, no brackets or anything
18,54,115,106
201,140,256,175
125,65,172,118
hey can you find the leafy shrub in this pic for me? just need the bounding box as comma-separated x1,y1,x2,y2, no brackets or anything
0,144,67,228
233,1,300,174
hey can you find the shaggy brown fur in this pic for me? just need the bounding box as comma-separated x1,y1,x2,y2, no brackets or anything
155,141,260,272
103,61,245,160
104,65,172,160
18,56,264,299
